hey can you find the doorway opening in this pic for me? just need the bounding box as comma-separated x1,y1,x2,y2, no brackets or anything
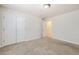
43,19,52,38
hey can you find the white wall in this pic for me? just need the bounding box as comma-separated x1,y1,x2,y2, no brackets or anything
0,7,42,47
49,10,79,45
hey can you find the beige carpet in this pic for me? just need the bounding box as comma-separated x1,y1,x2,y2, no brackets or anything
0,38,79,55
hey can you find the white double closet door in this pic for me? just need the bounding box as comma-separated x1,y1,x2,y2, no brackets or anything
1,14,25,47
2,15,17,46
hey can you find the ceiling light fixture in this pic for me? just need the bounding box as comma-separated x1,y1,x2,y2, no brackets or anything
43,4,51,8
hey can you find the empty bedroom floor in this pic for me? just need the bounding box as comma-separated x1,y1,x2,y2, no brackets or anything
0,38,79,55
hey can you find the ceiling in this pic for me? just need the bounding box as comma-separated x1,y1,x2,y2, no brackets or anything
1,4,79,18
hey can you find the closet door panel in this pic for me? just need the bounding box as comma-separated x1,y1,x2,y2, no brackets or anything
0,14,2,47
2,15,17,46
17,16,25,42
2,15,5,46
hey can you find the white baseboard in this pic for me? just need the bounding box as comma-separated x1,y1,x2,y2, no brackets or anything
24,36,41,41
53,37,79,46
0,36,41,48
